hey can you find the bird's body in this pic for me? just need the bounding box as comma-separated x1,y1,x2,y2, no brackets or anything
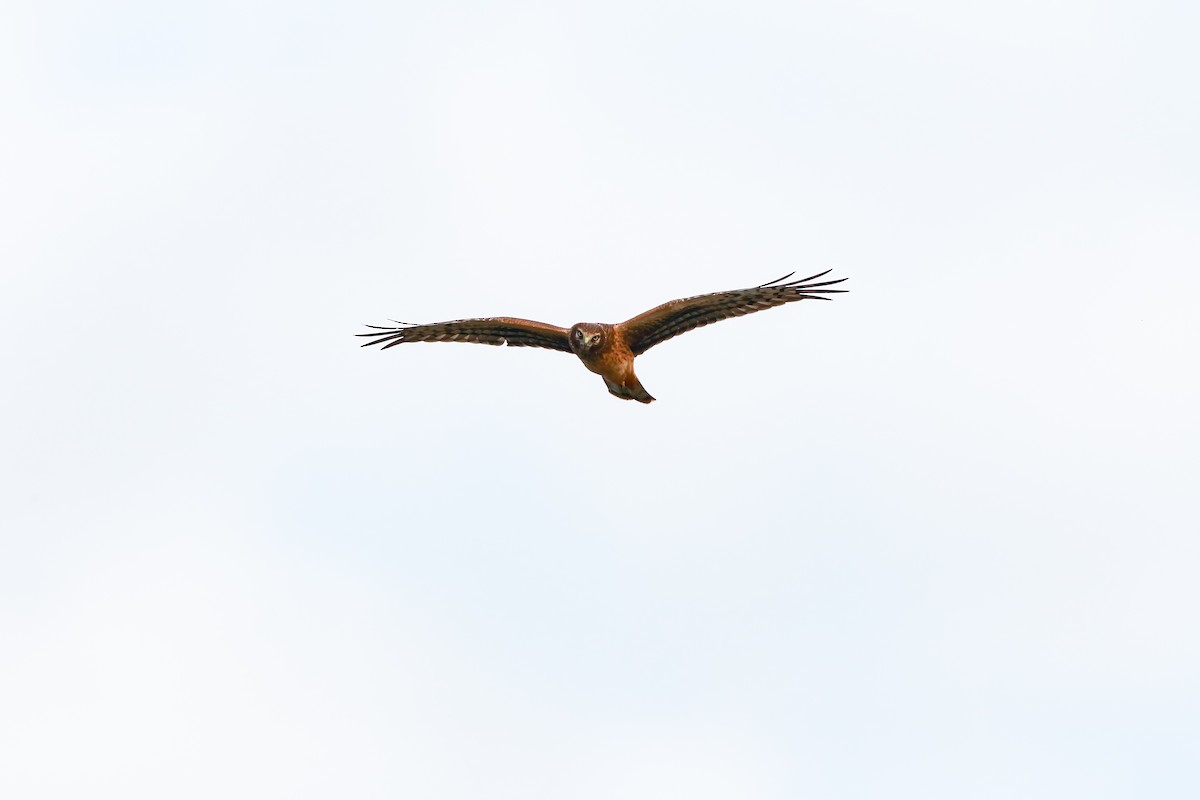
568,322,654,402
358,271,848,403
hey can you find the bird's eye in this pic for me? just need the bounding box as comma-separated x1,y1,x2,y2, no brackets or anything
591,335,601,345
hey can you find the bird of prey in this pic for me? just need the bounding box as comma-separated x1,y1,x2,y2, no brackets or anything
358,270,847,403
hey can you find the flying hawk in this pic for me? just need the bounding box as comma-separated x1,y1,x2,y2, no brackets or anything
358,270,847,403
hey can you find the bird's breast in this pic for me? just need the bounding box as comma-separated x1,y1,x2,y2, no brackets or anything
577,341,634,381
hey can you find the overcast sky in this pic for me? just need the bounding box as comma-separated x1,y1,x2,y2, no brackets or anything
2,1,1198,798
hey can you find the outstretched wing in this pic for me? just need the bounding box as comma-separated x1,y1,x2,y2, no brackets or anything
618,270,848,355
357,317,572,352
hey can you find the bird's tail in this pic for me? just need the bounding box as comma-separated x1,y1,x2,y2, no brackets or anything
606,375,656,404
626,377,655,404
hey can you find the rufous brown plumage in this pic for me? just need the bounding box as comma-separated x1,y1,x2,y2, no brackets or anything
358,270,848,403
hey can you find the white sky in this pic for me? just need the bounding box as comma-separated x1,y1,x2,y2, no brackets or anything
2,1,1198,798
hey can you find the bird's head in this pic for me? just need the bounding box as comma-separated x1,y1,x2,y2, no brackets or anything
569,323,606,354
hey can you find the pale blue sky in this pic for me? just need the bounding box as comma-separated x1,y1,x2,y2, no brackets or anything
2,2,1198,798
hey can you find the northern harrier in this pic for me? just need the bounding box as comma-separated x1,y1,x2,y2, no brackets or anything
358,270,847,403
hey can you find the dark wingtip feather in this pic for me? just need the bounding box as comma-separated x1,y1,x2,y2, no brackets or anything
765,268,850,294
357,323,409,347
757,271,797,288
788,268,834,284
780,273,843,285
786,277,848,290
